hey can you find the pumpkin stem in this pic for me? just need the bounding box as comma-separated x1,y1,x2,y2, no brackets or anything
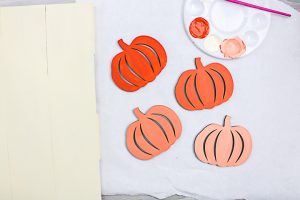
133,107,145,119
224,115,232,128
118,39,129,50
195,57,204,70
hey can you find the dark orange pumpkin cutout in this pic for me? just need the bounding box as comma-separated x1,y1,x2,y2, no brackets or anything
126,105,182,160
111,36,167,92
175,57,234,110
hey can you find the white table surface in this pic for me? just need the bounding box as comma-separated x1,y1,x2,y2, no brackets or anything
91,0,300,199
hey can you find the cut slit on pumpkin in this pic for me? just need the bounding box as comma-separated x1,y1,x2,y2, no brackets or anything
210,68,227,99
152,113,176,137
117,58,139,89
140,124,160,151
124,56,146,81
136,43,162,67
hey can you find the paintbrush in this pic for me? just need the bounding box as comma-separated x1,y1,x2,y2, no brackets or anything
225,0,292,17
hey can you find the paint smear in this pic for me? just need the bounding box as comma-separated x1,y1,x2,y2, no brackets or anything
204,35,222,52
220,37,246,59
189,17,209,39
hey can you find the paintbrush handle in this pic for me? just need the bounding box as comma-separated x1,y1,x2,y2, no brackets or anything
226,0,292,17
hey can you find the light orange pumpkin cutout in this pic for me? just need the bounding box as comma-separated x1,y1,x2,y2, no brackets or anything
111,35,167,92
194,115,252,167
175,57,234,110
126,105,182,160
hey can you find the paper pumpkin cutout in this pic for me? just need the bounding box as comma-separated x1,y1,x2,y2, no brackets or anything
111,35,167,92
189,17,210,39
194,115,252,167
126,105,182,160
175,57,234,110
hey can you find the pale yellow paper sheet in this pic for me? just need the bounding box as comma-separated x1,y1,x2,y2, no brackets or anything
0,3,100,200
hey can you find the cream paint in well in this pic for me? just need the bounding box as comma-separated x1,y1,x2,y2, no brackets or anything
204,34,222,52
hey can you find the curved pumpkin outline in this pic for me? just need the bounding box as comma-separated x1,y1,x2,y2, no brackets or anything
194,115,252,167
126,105,182,160
111,35,167,92
175,57,234,110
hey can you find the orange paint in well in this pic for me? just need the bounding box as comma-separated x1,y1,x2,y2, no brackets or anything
189,17,210,39
126,105,182,160
194,115,252,167
220,37,246,59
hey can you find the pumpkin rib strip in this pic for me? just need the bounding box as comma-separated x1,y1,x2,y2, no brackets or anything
140,124,160,151
136,43,162,67
184,75,195,108
235,130,245,163
194,74,204,106
124,56,146,81
205,71,217,103
214,130,222,162
133,127,152,156
210,68,226,100
227,131,235,162
118,59,138,87
147,117,169,143
132,48,155,73
203,129,217,161
152,113,176,137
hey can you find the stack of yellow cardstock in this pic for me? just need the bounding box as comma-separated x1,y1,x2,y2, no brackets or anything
0,3,101,200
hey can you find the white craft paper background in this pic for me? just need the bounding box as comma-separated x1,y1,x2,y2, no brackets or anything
91,0,300,199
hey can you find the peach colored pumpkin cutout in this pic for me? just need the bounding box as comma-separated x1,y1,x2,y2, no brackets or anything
194,115,252,167
126,105,182,160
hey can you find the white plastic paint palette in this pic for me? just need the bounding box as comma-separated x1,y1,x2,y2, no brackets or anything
184,0,271,59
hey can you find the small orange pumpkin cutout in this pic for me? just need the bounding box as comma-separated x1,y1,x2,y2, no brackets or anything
175,57,234,110
111,35,167,92
126,105,182,160
194,115,252,167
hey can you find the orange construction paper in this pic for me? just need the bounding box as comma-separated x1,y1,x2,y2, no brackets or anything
111,35,167,92
175,57,234,110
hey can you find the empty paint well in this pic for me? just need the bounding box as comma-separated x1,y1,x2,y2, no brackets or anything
252,13,268,30
243,31,259,46
185,0,205,16
210,0,246,33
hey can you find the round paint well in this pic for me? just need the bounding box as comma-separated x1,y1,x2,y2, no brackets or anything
252,13,268,30
204,34,222,52
210,1,246,33
189,17,210,39
185,0,205,16
220,37,246,59
243,31,259,46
